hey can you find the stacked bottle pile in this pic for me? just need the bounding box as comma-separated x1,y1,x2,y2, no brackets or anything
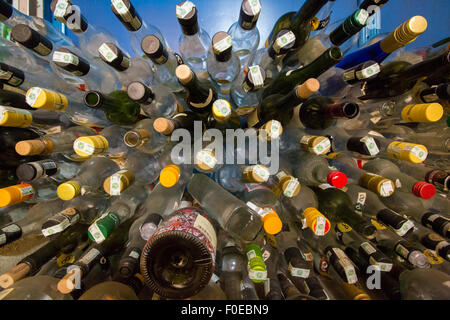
0,0,449,300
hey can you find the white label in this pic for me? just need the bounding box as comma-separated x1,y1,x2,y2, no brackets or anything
355,9,369,25
248,65,264,88
355,192,367,213
273,31,295,53
42,218,72,237
213,35,232,53
19,185,34,197
26,87,42,107
109,173,122,196
98,43,118,62
213,100,231,117
196,150,217,169
79,248,101,265
341,259,357,284
395,244,410,259
247,249,257,260
261,207,276,218
369,258,393,272
356,63,380,80
289,263,310,278
276,171,288,181
269,120,282,139
405,145,428,161
360,136,379,156
194,214,217,251
395,220,415,237
380,181,394,197
88,222,106,243
315,216,327,236
284,178,299,197
253,165,270,181
0,234,6,245
2,224,20,233
112,0,130,16
360,242,377,255
313,138,331,155
248,268,267,281
176,1,195,19
211,273,220,283
395,179,402,188
129,250,140,259
318,183,334,190
248,0,262,15
73,139,95,155
54,0,69,19
53,51,79,66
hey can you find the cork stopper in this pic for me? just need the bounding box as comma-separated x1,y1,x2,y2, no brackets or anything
15,139,51,156
401,103,444,123
153,118,175,135
0,263,31,289
296,78,320,99
380,16,428,53
175,64,193,84
103,170,135,196
57,269,78,294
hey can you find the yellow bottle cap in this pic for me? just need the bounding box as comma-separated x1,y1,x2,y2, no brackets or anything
103,170,135,196
160,165,181,188
212,99,232,122
243,165,270,183
57,181,81,201
261,210,283,235
0,106,33,128
300,135,331,155
360,173,395,197
303,207,331,236
401,103,444,123
25,87,68,111
73,136,108,157
380,16,427,53
0,184,34,207
387,141,428,164
280,177,301,198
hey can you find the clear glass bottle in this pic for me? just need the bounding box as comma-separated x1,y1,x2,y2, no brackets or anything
215,164,271,194
230,65,266,110
123,119,168,155
0,177,60,208
122,150,161,185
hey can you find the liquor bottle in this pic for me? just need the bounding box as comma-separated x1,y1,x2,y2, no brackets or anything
98,42,154,88
0,223,88,289
227,0,261,67
363,158,436,199
153,112,202,136
140,206,217,299
206,99,241,132
88,183,150,244
0,275,73,300
374,228,430,269
290,9,369,68
327,156,395,197
380,191,449,239
207,31,241,96
266,0,331,51
311,187,376,239
51,0,130,61
41,195,110,237
0,106,69,130
297,96,359,130
176,1,211,79
141,35,183,92
271,169,302,199
0,126,41,170
291,152,348,189
78,276,143,300
399,268,450,300
317,61,381,98
57,217,135,294
110,0,169,56
336,16,428,69
230,65,266,111
263,47,342,98
57,157,120,201
248,78,320,128
215,164,271,194
187,174,262,241
405,223,449,261
15,125,95,160
25,87,112,128
123,119,168,154
16,156,82,183
73,125,130,159
10,24,55,61
127,81,178,119
175,64,218,115
52,48,121,93
344,184,414,237
83,90,143,126
0,200,64,246
281,185,331,236
279,127,332,156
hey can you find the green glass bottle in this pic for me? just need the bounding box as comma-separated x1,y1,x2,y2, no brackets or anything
262,46,342,98
83,90,143,125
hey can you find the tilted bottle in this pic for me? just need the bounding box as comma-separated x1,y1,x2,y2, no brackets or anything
0,127,41,170
0,105,69,130
153,111,202,136
215,164,271,194
279,127,332,156
16,156,82,184
0,177,59,208
78,275,143,300
230,65,266,111
399,268,450,300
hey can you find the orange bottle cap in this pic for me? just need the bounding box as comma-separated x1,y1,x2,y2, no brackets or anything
160,165,181,188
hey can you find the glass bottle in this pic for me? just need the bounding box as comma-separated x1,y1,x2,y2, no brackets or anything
0,275,73,300
399,268,450,300
123,119,168,154
16,156,82,184
215,164,271,194
0,178,59,208
230,65,266,111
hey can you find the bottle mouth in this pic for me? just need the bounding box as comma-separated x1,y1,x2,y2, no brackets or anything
123,131,142,148
84,92,101,108
329,47,343,61
342,103,359,119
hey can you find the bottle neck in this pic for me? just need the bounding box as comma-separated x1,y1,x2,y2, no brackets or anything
84,91,120,112
329,10,368,46
398,51,450,84
323,102,359,119
289,47,342,82
292,0,329,28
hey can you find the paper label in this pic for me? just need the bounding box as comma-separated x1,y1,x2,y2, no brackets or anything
247,249,257,260
129,250,140,260
0,234,6,245
79,248,101,266
73,139,95,156
253,165,270,181
342,70,356,82
34,42,52,56
98,43,118,62
395,244,410,259
356,63,380,80
193,214,217,251
54,0,69,19
213,99,231,117
313,138,331,155
196,150,217,169
248,0,262,15
318,183,334,190
26,87,42,107
289,263,310,278
248,268,267,281
176,1,195,19
89,221,106,243
284,178,299,197
0,70,12,80
110,170,129,196
360,242,377,255
273,31,295,53
395,220,415,237
405,145,427,161
269,120,281,139
213,35,232,53
276,171,288,181
380,181,394,197
53,51,79,66
248,66,264,88
360,136,379,156
355,192,367,213
261,207,276,218
19,185,34,198
315,216,327,236
42,218,71,237
355,9,369,25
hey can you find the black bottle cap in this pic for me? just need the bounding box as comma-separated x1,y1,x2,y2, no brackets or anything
436,83,450,100
118,247,141,277
11,24,53,56
98,42,130,71
53,48,90,76
238,0,261,30
16,163,38,182
212,32,233,62
268,29,296,58
359,0,389,11
127,81,155,104
421,212,450,238
342,102,359,119
0,63,25,87
243,65,266,92
141,35,169,65
110,0,143,32
0,1,13,21
342,61,380,85
376,209,408,231
176,1,199,36
0,224,22,247
346,136,381,156
50,0,88,32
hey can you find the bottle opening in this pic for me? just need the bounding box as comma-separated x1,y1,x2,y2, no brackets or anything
329,47,343,60
343,103,359,119
84,92,102,107
123,131,141,148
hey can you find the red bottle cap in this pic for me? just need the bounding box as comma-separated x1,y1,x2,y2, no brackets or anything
412,181,436,199
327,171,348,188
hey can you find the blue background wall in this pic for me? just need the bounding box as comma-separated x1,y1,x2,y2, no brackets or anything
64,0,449,54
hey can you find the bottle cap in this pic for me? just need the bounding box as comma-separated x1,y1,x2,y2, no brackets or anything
195,149,217,171
303,207,331,236
51,0,88,32
346,136,381,156
296,78,320,99
88,212,120,242
360,173,395,197
175,64,194,84
261,211,282,235
25,87,68,112
103,170,135,196
176,1,199,35
212,99,232,122
380,16,427,53
15,139,49,156
243,65,266,92
300,135,331,155
127,82,154,104
124,129,150,148
243,165,270,183
261,120,283,141
16,163,40,182
280,177,301,198
52,48,90,76
11,24,53,56
0,106,32,128
160,165,181,188
412,181,436,200
401,103,444,123
387,142,428,164
98,42,130,71
212,32,233,62
57,181,81,201
141,35,168,65
327,171,347,188
153,118,175,135
73,136,109,157
0,184,34,207
238,0,261,30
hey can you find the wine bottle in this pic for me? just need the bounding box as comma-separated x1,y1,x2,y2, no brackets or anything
0,275,73,300
404,223,450,261
399,268,450,300
11,24,54,60
78,276,143,300
16,156,82,183
0,126,41,170
153,112,202,136
271,169,302,198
